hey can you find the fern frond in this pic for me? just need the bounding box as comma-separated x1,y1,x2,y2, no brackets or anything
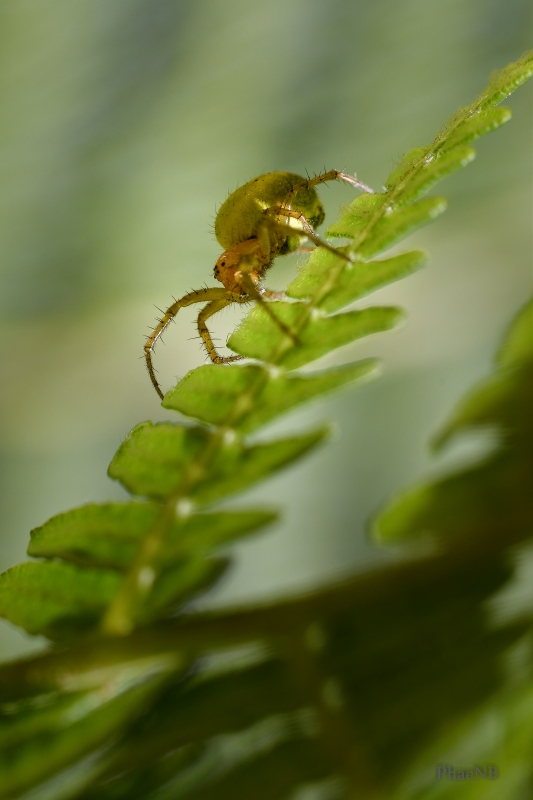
372,299,533,551
0,51,532,800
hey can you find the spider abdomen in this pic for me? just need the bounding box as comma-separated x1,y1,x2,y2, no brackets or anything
214,171,325,252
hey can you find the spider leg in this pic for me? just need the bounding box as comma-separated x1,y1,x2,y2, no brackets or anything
262,209,354,263
294,168,374,194
261,288,290,301
145,287,232,400
235,269,298,346
197,295,249,365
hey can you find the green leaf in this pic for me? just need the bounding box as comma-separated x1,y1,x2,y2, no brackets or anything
0,562,121,636
108,419,328,505
287,250,427,312
237,361,379,433
28,503,160,569
286,248,344,302
325,192,386,238
497,299,533,368
439,106,512,153
108,422,211,501
142,557,231,619
163,510,278,557
77,658,303,798
172,740,332,800
433,366,533,450
433,300,533,449
142,659,301,749
372,301,533,549
325,196,447,257
385,146,430,189
371,452,533,550
28,504,276,571
191,428,329,505
163,364,269,428
357,196,447,259
163,361,379,434
228,303,404,368
478,49,533,109
0,693,99,754
0,652,180,797
70,548,523,799
396,145,476,205
227,301,303,364
279,308,404,371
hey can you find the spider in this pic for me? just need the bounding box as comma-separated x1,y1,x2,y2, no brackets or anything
144,169,373,399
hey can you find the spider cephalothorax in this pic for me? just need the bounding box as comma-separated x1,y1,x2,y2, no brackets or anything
213,239,268,293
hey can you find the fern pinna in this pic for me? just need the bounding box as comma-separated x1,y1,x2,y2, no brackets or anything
0,52,532,800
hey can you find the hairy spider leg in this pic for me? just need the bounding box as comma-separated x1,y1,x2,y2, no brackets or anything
197,294,250,365
144,287,244,399
235,265,298,345
261,167,375,263
289,168,374,200
262,208,354,263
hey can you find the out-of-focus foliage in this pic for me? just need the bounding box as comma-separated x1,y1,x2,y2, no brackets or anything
373,298,533,800
0,549,525,799
0,54,531,799
373,299,533,552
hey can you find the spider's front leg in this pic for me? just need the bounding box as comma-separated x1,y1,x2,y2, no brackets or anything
197,293,249,365
144,287,240,399
234,268,298,347
214,238,299,348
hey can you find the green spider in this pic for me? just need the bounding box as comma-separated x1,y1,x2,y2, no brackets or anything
145,169,372,399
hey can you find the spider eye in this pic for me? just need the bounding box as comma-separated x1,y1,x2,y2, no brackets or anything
220,260,226,267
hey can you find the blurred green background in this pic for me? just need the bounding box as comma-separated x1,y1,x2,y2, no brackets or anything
0,0,531,660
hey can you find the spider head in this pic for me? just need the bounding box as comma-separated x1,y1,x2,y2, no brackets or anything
214,238,267,293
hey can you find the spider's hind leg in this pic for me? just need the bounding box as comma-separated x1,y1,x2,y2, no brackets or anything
295,168,374,195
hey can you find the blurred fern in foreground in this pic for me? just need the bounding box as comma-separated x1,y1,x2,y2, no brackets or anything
0,51,532,799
